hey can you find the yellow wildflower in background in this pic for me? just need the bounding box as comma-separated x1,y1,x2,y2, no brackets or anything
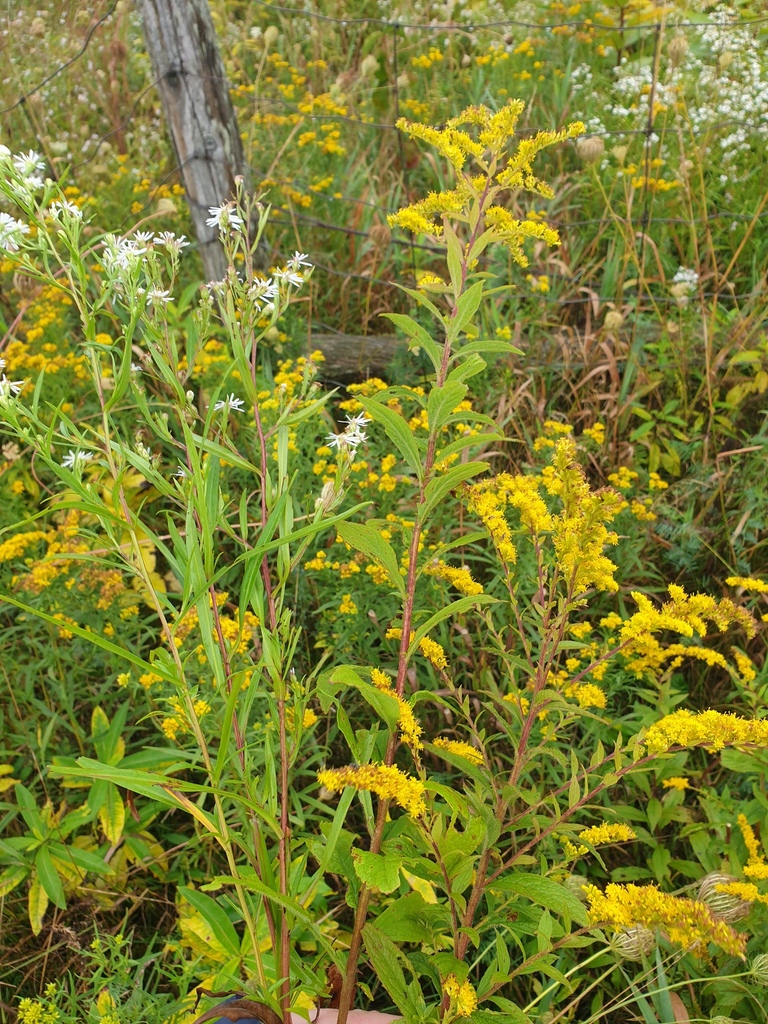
317,763,426,816
715,881,768,906
662,777,690,791
583,422,605,444
732,650,757,683
433,737,483,765
338,594,358,615
644,709,768,754
584,882,745,957
443,975,478,1017
726,576,768,594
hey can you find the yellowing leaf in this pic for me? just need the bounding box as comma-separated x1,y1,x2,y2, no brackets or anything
91,706,110,737
401,868,437,904
28,875,49,936
99,783,125,845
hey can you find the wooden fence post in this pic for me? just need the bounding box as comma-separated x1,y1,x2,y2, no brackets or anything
136,0,248,282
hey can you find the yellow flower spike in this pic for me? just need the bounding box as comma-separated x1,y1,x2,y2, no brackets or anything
424,559,483,596
317,763,426,816
644,709,768,755
584,882,746,958
578,823,636,845
386,627,448,671
737,813,764,866
370,668,423,750
433,737,483,765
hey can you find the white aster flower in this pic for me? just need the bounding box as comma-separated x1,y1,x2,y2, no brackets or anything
154,231,190,253
146,287,172,305
173,465,189,479
289,250,312,269
326,427,366,452
61,449,94,470
12,150,45,178
49,199,82,220
132,230,155,245
275,267,304,288
0,375,25,401
344,412,371,431
206,204,244,231
0,211,30,252
214,393,245,412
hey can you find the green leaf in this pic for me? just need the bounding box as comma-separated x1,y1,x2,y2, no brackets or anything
49,843,113,877
352,850,403,893
382,312,442,371
28,875,49,936
410,594,496,653
362,924,410,1015
489,873,589,928
427,381,468,433
375,891,451,943
421,461,488,520
359,398,423,480
177,886,241,958
447,281,484,341
35,847,66,910
458,339,523,356
336,522,405,597
324,666,400,731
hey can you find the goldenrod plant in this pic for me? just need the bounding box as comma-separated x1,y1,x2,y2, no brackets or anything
1,99,768,1024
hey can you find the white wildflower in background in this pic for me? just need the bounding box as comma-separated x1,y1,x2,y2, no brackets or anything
61,449,94,470
132,230,155,246
0,212,30,252
214,393,245,412
146,287,172,306
248,276,278,312
206,204,243,231
173,465,189,479
289,251,311,269
102,234,147,275
670,266,700,306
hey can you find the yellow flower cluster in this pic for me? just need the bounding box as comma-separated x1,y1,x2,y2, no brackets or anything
662,777,690,791
584,883,745,958
619,585,755,678
17,997,60,1024
736,813,768,881
317,763,426,816
644,709,768,754
715,881,768,906
339,594,358,615
579,823,636,845
386,627,448,671
370,668,422,750
465,485,517,564
433,737,483,765
583,422,606,445
727,576,768,594
443,976,478,1017
424,559,483,596
544,439,622,594
564,681,607,709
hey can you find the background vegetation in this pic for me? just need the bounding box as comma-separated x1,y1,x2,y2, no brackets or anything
1,1,768,1023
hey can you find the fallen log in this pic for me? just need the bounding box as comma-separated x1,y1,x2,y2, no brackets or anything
309,333,403,383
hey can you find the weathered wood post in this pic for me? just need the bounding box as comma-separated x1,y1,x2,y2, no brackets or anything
136,0,248,282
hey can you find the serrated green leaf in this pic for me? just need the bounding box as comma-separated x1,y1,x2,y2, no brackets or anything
427,381,468,433
489,873,589,927
363,924,410,1014
178,886,240,958
352,850,403,893
421,461,488,520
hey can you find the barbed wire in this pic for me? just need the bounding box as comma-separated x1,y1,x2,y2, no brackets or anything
253,0,768,33
0,1,118,117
